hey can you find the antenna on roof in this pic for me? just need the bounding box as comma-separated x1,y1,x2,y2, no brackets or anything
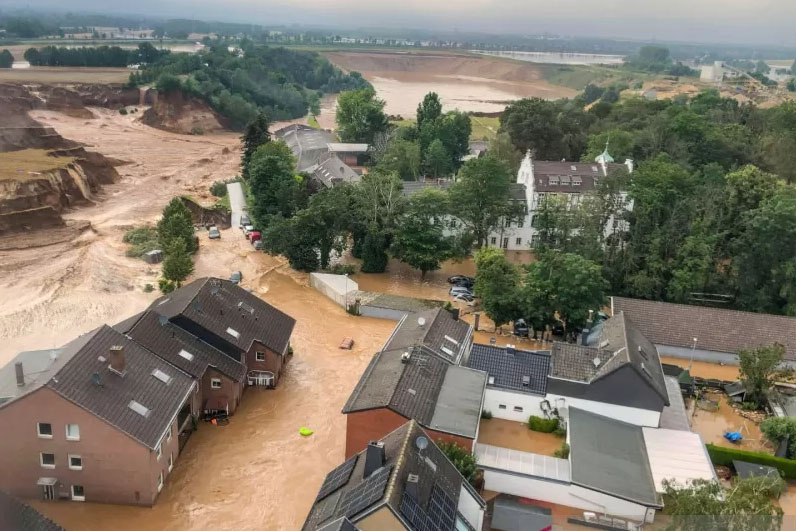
210,286,220,296
417,317,426,328
91,372,103,387
415,436,428,452
158,315,168,327
592,356,601,368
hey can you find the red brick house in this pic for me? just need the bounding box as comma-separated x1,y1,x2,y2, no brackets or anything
0,326,196,506
148,278,296,388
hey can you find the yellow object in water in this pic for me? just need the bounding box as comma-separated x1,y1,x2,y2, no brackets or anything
299,427,314,436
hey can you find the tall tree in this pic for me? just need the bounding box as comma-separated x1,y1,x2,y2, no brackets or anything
419,111,471,170
0,49,13,69
500,98,589,161
356,170,405,273
416,92,442,130
474,247,522,331
377,139,421,181
424,139,451,178
738,345,794,408
248,141,302,228
156,198,197,254
161,238,194,287
448,156,519,247
391,188,456,277
336,88,389,144
241,112,270,179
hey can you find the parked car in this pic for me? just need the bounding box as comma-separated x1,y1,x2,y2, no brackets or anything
450,286,474,297
513,319,529,337
453,293,475,303
248,231,261,243
229,271,243,284
208,226,221,239
240,214,251,227
448,275,475,285
243,224,255,236
253,240,264,250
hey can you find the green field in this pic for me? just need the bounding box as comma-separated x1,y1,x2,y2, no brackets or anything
391,115,499,141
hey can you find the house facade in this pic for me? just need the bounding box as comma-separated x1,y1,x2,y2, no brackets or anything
0,327,195,506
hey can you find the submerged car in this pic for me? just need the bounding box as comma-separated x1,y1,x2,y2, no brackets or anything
229,271,243,284
450,286,474,297
448,275,474,285
208,226,221,239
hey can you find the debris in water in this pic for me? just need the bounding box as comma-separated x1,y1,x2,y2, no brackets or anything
300,427,313,436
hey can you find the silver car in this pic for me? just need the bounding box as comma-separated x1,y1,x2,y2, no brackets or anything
208,226,221,239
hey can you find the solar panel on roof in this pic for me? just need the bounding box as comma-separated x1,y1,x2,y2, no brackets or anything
316,456,358,501
313,490,342,524
336,466,391,518
399,485,457,531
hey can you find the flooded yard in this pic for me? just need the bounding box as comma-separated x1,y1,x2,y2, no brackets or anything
688,391,770,453
478,418,564,457
659,356,740,381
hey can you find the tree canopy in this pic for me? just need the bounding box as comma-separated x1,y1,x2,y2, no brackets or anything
336,88,389,145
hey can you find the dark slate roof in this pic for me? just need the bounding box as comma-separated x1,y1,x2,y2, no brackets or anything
47,326,195,450
342,346,485,438
466,344,550,395
124,310,246,382
274,124,338,172
317,517,359,531
0,490,65,531
531,161,626,193
551,313,669,404
150,278,296,355
733,460,780,480
383,309,472,364
311,155,361,188
491,497,552,531
568,408,660,507
303,420,483,531
612,296,796,362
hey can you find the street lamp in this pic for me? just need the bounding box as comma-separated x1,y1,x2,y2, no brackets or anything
344,273,349,310
689,337,698,371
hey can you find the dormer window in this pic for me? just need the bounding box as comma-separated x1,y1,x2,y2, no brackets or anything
560,176,571,186
573,176,582,186
548,176,559,185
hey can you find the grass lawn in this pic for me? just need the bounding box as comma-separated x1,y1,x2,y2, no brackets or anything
0,149,75,181
470,116,500,141
307,115,320,129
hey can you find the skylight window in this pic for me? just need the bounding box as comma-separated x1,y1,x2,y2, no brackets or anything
178,349,194,362
128,400,151,417
151,369,173,385
440,345,454,357
226,327,240,339
157,298,170,306
443,335,459,346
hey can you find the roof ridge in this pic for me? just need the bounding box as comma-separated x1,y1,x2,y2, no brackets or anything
384,420,415,501
342,350,383,412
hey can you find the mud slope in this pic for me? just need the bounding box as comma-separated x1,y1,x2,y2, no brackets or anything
142,89,227,134
322,51,577,116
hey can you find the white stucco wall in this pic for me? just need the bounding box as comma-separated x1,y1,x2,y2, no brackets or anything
483,387,661,427
457,484,484,531
480,469,654,523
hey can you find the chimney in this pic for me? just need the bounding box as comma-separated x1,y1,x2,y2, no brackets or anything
401,351,411,364
580,329,590,346
14,362,24,387
364,441,385,478
109,345,126,375
506,344,516,355
624,158,634,174
405,474,420,500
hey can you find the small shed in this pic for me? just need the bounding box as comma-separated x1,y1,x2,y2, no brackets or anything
490,496,552,531
144,249,163,264
642,428,718,492
724,381,747,402
733,460,780,479
310,273,358,309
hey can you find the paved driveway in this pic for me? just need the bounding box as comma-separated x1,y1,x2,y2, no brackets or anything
227,181,246,228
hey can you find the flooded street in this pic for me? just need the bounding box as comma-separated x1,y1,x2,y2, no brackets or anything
659,356,740,381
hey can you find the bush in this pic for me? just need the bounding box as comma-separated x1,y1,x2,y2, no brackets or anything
553,442,570,459
119,107,128,115
326,263,356,275
528,416,559,433
760,417,796,458
706,443,796,479
481,410,493,420
158,278,176,294
553,426,567,438
438,441,478,484
143,283,154,293
210,181,229,197
123,226,160,258
191,127,204,135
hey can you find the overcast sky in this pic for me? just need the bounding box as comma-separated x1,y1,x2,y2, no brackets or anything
9,0,796,46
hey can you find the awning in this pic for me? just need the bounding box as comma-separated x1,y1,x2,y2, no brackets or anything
37,477,57,486
642,428,717,491
203,396,229,411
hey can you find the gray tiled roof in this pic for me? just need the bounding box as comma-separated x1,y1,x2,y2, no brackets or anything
466,344,550,395
150,278,296,355
342,346,485,439
569,408,660,507
532,161,626,193
48,326,195,450
303,420,482,530
124,310,246,382
0,490,64,531
612,296,796,362
659,376,690,431
317,517,359,531
401,180,452,197
384,309,472,364
311,155,361,188
551,313,669,404
274,124,337,172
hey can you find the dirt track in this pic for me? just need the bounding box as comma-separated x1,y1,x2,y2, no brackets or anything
0,108,240,363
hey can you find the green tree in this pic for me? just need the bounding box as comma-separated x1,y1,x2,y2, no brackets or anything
500,98,589,160
361,225,390,273
0,50,13,69
377,139,421,181
155,73,182,94
156,198,197,254
738,345,794,408
582,130,634,162
161,238,194,287
240,112,270,179
522,250,608,334
336,88,389,144
760,417,796,458
474,247,522,331
424,139,451,178
489,132,523,175
419,111,471,170
662,476,785,531
449,156,519,247
416,92,442,130
391,188,456,277
248,141,302,228
438,441,478,485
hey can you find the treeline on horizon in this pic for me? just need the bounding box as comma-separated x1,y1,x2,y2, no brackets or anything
129,42,370,127
23,43,166,67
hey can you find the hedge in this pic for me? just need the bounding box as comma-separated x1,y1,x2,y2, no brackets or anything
706,443,796,479
528,415,559,433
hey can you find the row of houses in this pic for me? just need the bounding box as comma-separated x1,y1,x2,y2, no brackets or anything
303,295,775,530
0,278,295,507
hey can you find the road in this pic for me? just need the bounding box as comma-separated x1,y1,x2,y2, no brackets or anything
227,181,246,228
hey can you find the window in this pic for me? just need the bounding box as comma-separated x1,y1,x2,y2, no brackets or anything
502,238,509,249
69,455,82,470
37,422,52,439
255,351,266,362
490,237,497,245
513,406,524,413
211,378,222,389
65,423,80,441
71,485,85,502
128,400,151,418
156,442,162,460
151,369,173,385
40,453,55,469
226,327,240,340
515,238,522,246
157,472,164,492
517,219,524,228
168,452,174,472
166,425,173,443
178,349,194,362
498,404,507,410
